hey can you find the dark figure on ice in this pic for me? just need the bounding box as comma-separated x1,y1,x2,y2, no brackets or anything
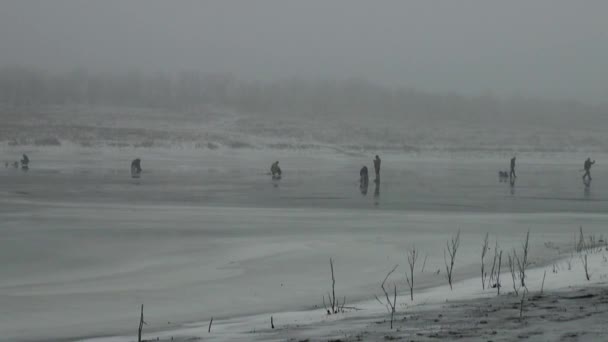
582,157,595,184
131,158,142,178
270,161,282,179
509,156,516,180
360,165,369,194
373,155,381,180
21,154,29,170
498,170,509,182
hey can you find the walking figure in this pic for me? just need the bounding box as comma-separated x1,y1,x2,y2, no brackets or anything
582,157,595,184
373,155,381,180
509,156,516,180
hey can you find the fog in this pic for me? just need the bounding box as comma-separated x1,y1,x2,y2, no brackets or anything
1,0,608,103
4,2,608,342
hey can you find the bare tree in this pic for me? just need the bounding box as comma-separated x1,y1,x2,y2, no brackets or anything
444,230,461,290
481,233,489,290
377,265,399,329
405,247,419,301
208,317,213,333
138,304,147,342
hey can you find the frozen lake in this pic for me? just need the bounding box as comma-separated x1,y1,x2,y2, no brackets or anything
1,147,607,341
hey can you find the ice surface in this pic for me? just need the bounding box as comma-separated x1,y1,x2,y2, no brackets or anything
1,146,607,341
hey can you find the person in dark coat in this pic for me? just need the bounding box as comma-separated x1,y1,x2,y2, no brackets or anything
131,158,142,177
509,156,516,180
270,161,282,178
582,157,595,182
373,155,381,179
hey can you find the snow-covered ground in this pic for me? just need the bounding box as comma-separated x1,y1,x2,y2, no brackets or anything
1,145,607,341
80,247,608,342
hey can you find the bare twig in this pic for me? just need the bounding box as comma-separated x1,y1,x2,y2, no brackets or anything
208,317,213,333
496,250,502,295
392,284,397,329
488,240,499,289
405,246,418,301
138,304,147,342
577,226,585,253
508,252,519,296
323,258,339,314
374,295,391,313
540,270,546,295
481,233,489,290
582,254,591,280
330,258,336,312
379,265,399,329
514,230,530,289
519,288,528,321
444,230,461,290
421,254,428,273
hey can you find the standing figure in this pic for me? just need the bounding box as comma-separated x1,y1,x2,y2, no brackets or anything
270,161,282,179
509,156,516,180
582,157,595,183
373,155,381,180
131,158,142,178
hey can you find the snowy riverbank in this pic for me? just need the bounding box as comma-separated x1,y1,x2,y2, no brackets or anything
81,245,608,342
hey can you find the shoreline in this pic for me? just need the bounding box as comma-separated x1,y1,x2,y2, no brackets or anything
78,248,608,342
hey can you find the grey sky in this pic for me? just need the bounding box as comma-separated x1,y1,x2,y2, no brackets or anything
1,0,607,103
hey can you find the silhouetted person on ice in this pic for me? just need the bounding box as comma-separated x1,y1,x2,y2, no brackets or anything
131,158,142,178
360,165,369,185
270,161,282,179
359,166,369,195
582,157,595,183
510,156,516,180
373,155,381,179
21,154,29,170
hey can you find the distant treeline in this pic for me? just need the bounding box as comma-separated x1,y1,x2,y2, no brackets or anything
0,66,605,126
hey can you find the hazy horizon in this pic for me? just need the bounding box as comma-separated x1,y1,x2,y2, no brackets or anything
1,0,608,104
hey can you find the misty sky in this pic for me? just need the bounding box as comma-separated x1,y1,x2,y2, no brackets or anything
1,0,607,104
